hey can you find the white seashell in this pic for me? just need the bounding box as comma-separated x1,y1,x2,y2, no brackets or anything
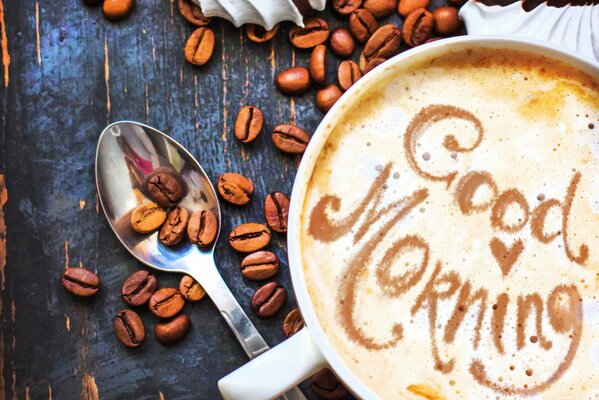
193,0,327,31
460,1,599,63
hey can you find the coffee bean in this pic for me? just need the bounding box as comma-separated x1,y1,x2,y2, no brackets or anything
62,268,100,298
329,28,356,58
402,8,434,47
272,124,310,154
149,288,185,319
283,308,304,337
229,223,271,252
131,203,167,234
159,207,189,246
251,282,286,318
433,6,462,35
178,0,210,26
154,314,191,345
349,9,378,43
121,270,157,306
102,0,134,21
187,209,218,247
363,24,402,61
235,106,263,143
316,84,343,113
289,17,329,49
184,27,215,66
240,251,280,280
217,172,254,205
264,192,290,233
363,0,398,19
310,369,348,399
332,0,363,14
309,45,327,86
146,171,185,208
246,24,279,43
398,0,429,16
362,56,386,74
338,60,362,91
113,309,145,348
179,275,206,302
275,67,312,96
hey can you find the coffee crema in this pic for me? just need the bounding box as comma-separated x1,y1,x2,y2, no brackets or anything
300,47,599,399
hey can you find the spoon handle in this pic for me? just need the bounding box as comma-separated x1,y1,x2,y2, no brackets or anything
188,265,307,400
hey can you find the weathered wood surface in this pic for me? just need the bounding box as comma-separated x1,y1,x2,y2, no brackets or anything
0,0,452,398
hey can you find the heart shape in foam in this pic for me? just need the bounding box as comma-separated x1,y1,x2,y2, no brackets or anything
489,237,524,276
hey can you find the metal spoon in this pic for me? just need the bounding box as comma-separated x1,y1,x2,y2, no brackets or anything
95,121,306,400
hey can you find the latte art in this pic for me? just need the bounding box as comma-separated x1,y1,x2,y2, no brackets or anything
300,47,599,399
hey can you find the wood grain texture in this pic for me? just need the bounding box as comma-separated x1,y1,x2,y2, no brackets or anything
0,0,454,398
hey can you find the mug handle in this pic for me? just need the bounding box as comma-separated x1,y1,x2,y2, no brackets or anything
218,327,327,400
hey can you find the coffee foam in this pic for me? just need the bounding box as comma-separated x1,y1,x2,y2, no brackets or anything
300,47,599,399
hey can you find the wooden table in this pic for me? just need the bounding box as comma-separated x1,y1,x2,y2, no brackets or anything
0,0,450,398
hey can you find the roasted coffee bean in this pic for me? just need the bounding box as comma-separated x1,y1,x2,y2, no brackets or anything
403,8,434,47
338,60,362,91
121,270,157,306
275,67,312,96
349,9,378,43
362,56,386,74
229,223,271,252
235,106,263,143
62,268,100,298
398,0,429,16
179,275,206,302
309,45,327,85
178,0,210,26
332,0,362,14
146,171,185,207
102,0,134,20
283,308,304,337
250,282,286,318
363,24,402,61
316,84,343,113
187,209,218,247
288,17,329,49
240,251,280,280
154,314,191,345
217,172,254,205
310,369,348,399
264,192,290,233
246,24,279,43
159,207,189,246
113,309,145,348
131,203,167,234
149,288,185,319
329,28,356,58
184,27,215,66
272,124,310,154
363,0,397,19
433,6,462,35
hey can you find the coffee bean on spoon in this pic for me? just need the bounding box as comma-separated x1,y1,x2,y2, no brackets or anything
102,0,134,21
276,67,312,96
146,171,185,207
272,124,310,154
316,84,343,113
179,275,206,302
240,251,280,280
329,28,356,58
159,207,189,246
187,209,218,247
338,60,362,91
113,309,145,348
131,202,167,234
229,223,271,252
217,172,254,205
149,288,185,319
349,9,378,43
184,27,215,66
154,314,191,345
62,268,100,298
309,45,327,86
178,0,211,26
251,282,287,318
246,24,280,43
283,308,304,337
288,17,330,49
235,106,263,144
310,369,349,399
264,192,289,233
121,270,157,306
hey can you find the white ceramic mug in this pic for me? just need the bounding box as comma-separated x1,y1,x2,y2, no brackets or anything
218,36,599,400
